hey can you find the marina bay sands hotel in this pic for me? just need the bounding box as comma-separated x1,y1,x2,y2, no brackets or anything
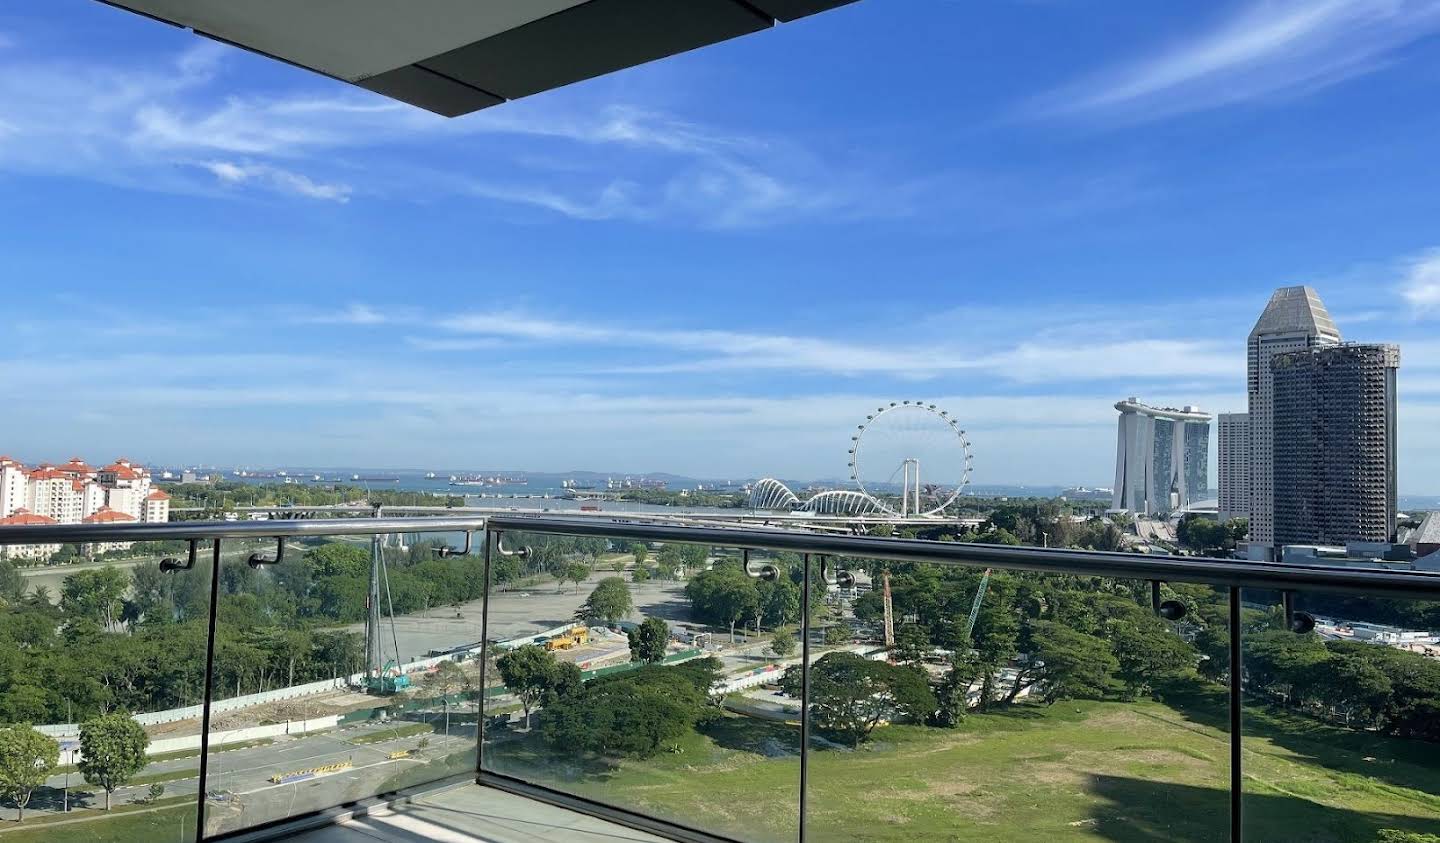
1112,399,1212,516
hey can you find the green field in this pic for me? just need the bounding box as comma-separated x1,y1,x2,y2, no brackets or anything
0,802,195,841
485,683,1440,843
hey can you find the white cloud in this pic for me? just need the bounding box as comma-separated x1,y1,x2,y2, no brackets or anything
201,160,351,201
1400,248,1440,315
434,308,1239,383
1034,0,1440,122
0,40,892,226
403,337,507,352
295,304,393,325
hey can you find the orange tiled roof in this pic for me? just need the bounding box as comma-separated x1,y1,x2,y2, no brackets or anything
0,508,58,526
82,506,137,524
146,490,170,501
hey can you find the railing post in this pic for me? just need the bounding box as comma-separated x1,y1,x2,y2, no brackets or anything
799,553,811,843
477,526,493,781
195,539,223,842
1229,586,1243,842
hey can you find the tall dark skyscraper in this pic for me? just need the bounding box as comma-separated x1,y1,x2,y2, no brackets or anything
1246,286,1341,552
1271,343,1400,546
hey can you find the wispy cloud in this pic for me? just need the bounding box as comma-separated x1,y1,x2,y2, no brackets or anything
1400,248,1440,316
434,309,1239,383
403,337,507,352
295,304,394,325
1032,0,1440,122
0,37,894,227
201,160,352,202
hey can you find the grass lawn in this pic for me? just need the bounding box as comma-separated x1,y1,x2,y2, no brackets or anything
128,769,202,788
0,800,195,841
484,680,1440,843
349,722,436,745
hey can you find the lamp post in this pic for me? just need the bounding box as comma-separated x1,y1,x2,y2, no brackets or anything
63,699,72,813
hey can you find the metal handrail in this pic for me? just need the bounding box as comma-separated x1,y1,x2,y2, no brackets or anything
0,515,490,544
3,513,1438,599
484,515,1440,600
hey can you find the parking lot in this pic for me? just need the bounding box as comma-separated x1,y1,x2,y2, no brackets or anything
358,572,695,663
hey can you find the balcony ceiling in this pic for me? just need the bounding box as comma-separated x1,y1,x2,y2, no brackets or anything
99,0,859,117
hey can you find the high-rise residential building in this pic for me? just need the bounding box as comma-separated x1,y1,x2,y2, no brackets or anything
0,454,167,525
1246,286,1341,554
1272,344,1400,546
1112,398,1212,515
1217,413,1250,522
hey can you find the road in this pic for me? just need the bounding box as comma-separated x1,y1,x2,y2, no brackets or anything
14,716,476,827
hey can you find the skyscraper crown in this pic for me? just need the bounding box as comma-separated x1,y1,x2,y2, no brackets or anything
1248,285,1341,342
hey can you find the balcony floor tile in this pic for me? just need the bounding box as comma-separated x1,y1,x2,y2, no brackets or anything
281,784,669,843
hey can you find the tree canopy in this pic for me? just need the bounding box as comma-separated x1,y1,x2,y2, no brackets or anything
782,652,936,746
628,617,670,664
78,713,149,810
0,727,59,822
576,577,632,626
496,645,567,730
540,661,719,759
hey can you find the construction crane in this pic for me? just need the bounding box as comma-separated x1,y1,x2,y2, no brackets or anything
882,572,896,647
964,569,992,638
363,509,409,696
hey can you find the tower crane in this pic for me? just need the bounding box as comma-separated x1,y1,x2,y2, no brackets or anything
964,569,992,638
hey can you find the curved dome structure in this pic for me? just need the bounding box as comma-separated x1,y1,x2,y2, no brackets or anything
749,478,800,510
798,490,884,516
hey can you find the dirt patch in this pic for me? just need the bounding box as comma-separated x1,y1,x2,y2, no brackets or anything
1063,747,1214,783
1081,708,1152,732
1023,762,1089,787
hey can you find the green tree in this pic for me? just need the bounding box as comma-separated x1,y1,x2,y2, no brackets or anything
782,652,936,747
0,726,59,822
931,651,982,728
305,543,370,578
1004,621,1119,705
78,712,149,810
823,624,849,645
628,617,670,664
429,660,471,737
631,565,651,583
495,646,558,730
541,672,702,758
893,624,931,665
61,567,129,630
564,562,590,594
684,567,758,643
630,543,649,566
576,577,633,626
0,560,25,604
1109,617,1195,699
770,632,796,658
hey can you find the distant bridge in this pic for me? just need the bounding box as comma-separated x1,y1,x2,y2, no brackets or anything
167,504,979,533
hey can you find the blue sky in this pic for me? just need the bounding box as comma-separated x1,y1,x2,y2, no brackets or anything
2,0,1440,489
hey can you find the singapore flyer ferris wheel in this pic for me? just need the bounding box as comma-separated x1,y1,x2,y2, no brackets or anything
848,401,973,517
